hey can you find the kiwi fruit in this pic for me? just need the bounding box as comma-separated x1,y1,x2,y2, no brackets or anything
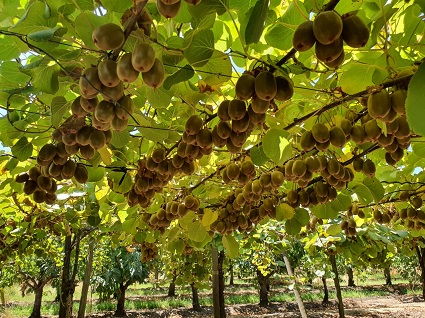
196,128,213,148
226,138,242,154
62,160,77,179
132,43,156,73
38,144,57,162
79,67,102,97
367,90,391,119
74,164,89,183
324,50,345,68
33,189,46,203
181,161,197,175
79,144,95,160
341,15,369,48
92,23,125,50
304,156,319,173
71,96,88,118
52,129,62,143
89,130,106,149
142,58,165,88
381,108,398,123
28,166,41,181
151,148,166,163
394,117,411,139
111,116,128,131
232,113,250,133
241,160,255,176
255,71,277,101
80,96,98,113
350,125,367,144
313,11,343,45
215,121,231,140
185,115,203,135
211,127,227,148
15,172,29,183
311,123,330,143
114,95,134,121
390,147,404,162
274,75,294,101
226,163,240,180
251,97,269,114
329,126,346,147
217,100,231,121
364,119,382,141
117,52,139,83
327,158,340,176
95,100,116,123
101,82,124,102
299,130,315,152
157,0,181,19
185,144,199,159
65,144,79,155
247,105,266,125
315,37,343,63
228,100,246,121
98,60,120,88
235,74,255,100
36,175,52,191
292,160,307,177
271,170,284,187
292,20,316,52
391,89,407,115
362,159,376,177
230,130,247,147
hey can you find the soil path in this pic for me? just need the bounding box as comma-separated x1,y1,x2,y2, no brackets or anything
85,294,425,318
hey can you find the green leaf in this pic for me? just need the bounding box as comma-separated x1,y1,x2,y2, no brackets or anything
122,217,137,235
201,209,218,228
245,0,269,45
222,234,239,259
412,140,425,158
163,65,195,90
276,203,294,221
110,130,130,149
101,0,132,13
11,1,57,34
187,0,228,17
0,61,31,84
311,203,339,219
326,224,342,236
262,128,291,165
187,220,209,242
340,64,377,95
406,63,425,137
11,137,33,161
285,208,309,235
87,166,105,182
0,36,21,60
363,177,385,203
145,86,175,109
250,145,268,166
29,63,60,94
50,96,69,127
350,182,375,205
184,29,215,67
27,26,66,42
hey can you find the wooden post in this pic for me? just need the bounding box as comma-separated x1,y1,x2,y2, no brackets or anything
330,254,345,318
78,239,94,318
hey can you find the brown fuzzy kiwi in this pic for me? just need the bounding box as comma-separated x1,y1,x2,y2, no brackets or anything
157,0,181,18
287,190,299,204
226,163,240,180
92,23,124,50
329,126,346,147
235,74,256,100
74,164,88,184
364,119,382,141
247,104,266,125
185,115,203,136
226,136,243,153
71,96,89,118
385,139,399,153
196,128,213,148
350,125,367,144
271,170,284,187
390,147,404,162
89,130,106,149
315,37,343,63
185,144,199,159
182,131,197,145
52,129,62,143
377,133,394,147
62,133,77,146
230,130,247,147
341,15,369,48
274,75,294,101
386,120,399,134
327,158,341,176
232,113,250,133
65,144,79,155
181,161,197,175
33,189,46,203
362,159,376,177
241,160,255,176
111,116,128,131
394,117,411,139
340,119,353,137
28,167,41,181
132,43,156,73
95,100,116,123
16,173,29,183
311,123,330,143
38,144,57,162
315,139,330,151
300,130,316,151
228,99,247,121
381,108,398,123
324,50,345,68
292,160,307,177
76,126,94,146
117,52,139,83
80,144,95,160
142,58,165,88
79,67,102,98
211,126,227,148
251,97,270,114
152,148,166,163
62,160,77,179
411,196,423,209
92,115,111,131
101,82,124,102
98,60,120,88
292,20,316,52
217,100,231,121
367,90,391,119
255,71,277,101
115,95,135,120
36,175,52,191
216,121,232,139
305,156,320,172
391,89,407,115
259,173,272,188
313,11,343,45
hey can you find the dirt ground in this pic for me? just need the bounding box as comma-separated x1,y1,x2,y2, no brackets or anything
85,294,425,318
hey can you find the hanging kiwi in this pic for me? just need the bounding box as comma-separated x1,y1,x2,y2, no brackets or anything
292,20,316,52
228,100,247,121
311,123,330,143
341,14,370,48
157,0,181,19
98,60,120,88
313,11,343,45
115,95,135,120
95,100,116,123
117,52,140,83
217,100,231,121
255,71,277,101
274,75,294,101
92,23,125,51
132,43,156,73
235,74,256,100
367,90,391,119
101,82,124,102
185,115,203,136
142,58,165,88
315,37,343,63
79,67,102,98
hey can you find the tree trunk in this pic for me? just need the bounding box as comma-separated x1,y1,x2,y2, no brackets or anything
168,271,177,297
347,266,355,287
191,283,201,311
415,246,425,300
282,251,307,317
257,269,270,307
114,283,127,317
78,239,94,318
59,231,81,318
218,250,226,316
29,284,44,318
212,247,226,318
322,276,329,304
384,266,392,286
330,254,345,318
0,289,5,306
229,259,234,286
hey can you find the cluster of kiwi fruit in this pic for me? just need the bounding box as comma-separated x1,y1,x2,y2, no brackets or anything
140,241,159,263
394,192,425,230
300,120,352,152
221,160,256,185
140,195,200,233
157,0,202,19
286,180,338,209
292,11,369,68
352,157,376,178
15,141,89,204
305,215,323,232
